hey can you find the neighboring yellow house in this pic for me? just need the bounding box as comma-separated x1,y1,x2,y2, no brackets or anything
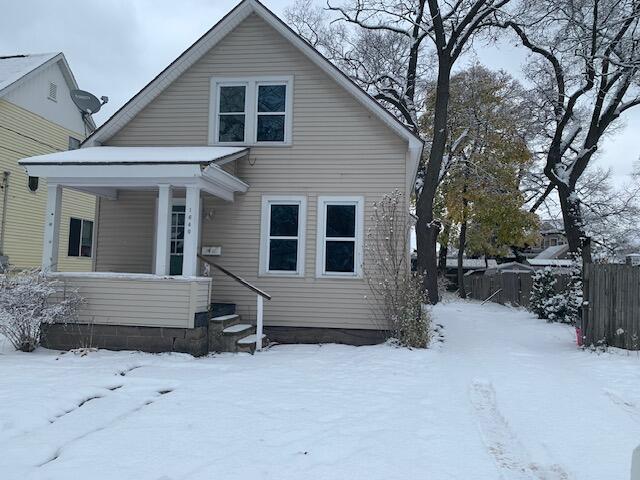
0,53,95,271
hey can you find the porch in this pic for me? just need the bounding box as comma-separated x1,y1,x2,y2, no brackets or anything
20,146,270,354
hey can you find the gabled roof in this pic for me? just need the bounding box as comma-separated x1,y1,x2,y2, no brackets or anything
83,0,423,166
0,53,57,93
0,52,96,130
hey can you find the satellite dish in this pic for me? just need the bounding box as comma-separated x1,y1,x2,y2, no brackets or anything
70,89,108,115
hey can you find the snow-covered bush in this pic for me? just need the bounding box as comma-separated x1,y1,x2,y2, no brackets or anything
529,263,582,325
365,190,431,348
529,268,556,318
0,269,82,352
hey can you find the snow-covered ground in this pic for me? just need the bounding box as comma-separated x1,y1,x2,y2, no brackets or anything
1,301,638,479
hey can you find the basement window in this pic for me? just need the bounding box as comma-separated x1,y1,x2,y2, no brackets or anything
68,218,93,257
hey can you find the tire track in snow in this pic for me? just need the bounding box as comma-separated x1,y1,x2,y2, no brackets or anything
37,387,174,468
470,379,572,480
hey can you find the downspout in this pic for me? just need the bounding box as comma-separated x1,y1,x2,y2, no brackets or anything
0,171,9,255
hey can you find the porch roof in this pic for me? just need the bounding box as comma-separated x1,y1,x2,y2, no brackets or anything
19,146,250,202
19,146,249,166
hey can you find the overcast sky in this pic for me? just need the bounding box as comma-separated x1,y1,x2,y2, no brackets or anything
1,0,637,184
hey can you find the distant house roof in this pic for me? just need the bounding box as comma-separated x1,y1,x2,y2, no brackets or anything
446,258,498,270
0,52,95,129
490,261,535,272
540,219,564,235
535,244,570,260
527,259,574,268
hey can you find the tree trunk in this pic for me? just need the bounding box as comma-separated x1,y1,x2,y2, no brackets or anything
557,184,592,264
438,223,450,273
416,57,452,305
416,218,440,303
457,218,468,299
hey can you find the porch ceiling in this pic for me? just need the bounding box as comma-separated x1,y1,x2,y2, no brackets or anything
19,146,250,201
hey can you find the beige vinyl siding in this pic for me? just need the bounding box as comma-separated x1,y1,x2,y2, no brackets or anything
100,13,408,330
94,191,156,273
0,99,95,271
51,273,211,328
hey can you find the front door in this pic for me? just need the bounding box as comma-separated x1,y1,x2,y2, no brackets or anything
169,203,185,275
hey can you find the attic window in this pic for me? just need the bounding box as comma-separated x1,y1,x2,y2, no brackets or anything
210,76,293,145
48,82,57,102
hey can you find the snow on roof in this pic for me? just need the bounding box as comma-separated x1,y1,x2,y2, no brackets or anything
19,146,249,165
493,262,535,271
446,258,498,269
527,259,574,267
0,53,58,93
535,244,570,260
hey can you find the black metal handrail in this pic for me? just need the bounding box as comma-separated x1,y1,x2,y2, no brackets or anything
197,254,272,300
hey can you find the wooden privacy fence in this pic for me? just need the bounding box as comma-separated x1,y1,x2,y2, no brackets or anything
583,264,640,350
464,272,570,308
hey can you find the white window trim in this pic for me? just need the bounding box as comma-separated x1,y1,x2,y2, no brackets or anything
315,196,364,279
259,195,307,277
208,76,294,146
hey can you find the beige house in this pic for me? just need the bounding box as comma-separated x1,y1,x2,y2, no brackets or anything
0,53,95,271
20,0,423,355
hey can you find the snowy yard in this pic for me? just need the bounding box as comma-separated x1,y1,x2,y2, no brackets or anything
1,301,638,480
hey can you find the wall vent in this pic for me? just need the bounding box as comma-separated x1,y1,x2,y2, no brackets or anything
48,82,57,102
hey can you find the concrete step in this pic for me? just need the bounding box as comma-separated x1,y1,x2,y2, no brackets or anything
209,322,256,353
222,323,253,334
209,314,241,331
236,334,268,354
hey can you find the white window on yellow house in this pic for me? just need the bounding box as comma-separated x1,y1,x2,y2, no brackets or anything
316,196,364,278
68,218,93,257
210,76,293,145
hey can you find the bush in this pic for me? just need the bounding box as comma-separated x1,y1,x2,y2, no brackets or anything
365,190,431,348
529,268,556,318
0,269,82,352
529,263,582,325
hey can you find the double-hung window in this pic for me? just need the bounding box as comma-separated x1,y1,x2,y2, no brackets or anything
260,196,306,276
210,77,293,145
316,196,364,277
256,83,286,142
68,218,93,258
217,84,247,142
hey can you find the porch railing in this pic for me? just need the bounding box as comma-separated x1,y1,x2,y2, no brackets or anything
197,254,271,351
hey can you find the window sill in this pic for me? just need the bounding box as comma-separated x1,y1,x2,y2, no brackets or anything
316,273,363,280
210,141,292,148
259,271,304,278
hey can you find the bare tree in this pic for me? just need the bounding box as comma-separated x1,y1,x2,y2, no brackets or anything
287,0,514,303
577,167,640,257
496,0,640,263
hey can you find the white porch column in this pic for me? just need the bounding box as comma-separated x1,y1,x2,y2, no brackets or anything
182,185,201,277
154,184,173,275
42,184,62,272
